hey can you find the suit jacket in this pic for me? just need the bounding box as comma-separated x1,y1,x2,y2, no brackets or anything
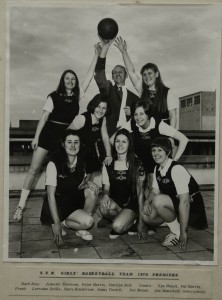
94,57,139,137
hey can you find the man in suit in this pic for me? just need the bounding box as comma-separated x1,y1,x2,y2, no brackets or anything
94,40,139,137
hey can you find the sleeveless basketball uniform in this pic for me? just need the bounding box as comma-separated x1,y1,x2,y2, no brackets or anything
78,112,105,173
145,87,170,124
105,161,139,213
155,161,208,229
38,91,80,152
130,117,162,173
40,153,85,224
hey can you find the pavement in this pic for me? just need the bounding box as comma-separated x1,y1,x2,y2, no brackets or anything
8,191,214,262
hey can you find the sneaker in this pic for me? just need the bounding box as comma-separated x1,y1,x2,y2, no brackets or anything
162,233,179,247
97,217,112,228
109,229,120,240
76,230,93,241
128,220,138,236
13,206,24,221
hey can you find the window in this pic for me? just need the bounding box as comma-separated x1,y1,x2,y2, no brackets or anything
187,97,193,106
194,95,200,105
181,99,186,108
10,142,33,156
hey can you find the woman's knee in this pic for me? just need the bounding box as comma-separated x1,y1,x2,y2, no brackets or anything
153,194,167,210
112,219,126,234
82,215,94,229
28,149,47,176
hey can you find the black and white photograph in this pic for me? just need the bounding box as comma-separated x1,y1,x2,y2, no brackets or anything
5,1,221,264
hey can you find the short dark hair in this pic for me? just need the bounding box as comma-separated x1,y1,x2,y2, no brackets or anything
151,136,172,156
133,100,154,119
87,94,110,116
62,129,81,144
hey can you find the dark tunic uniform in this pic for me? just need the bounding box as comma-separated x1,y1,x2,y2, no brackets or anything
105,160,142,213
130,117,162,173
144,87,170,124
78,112,105,173
40,153,86,224
38,91,80,152
155,161,208,229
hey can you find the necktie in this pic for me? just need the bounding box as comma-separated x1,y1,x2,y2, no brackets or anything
118,87,123,100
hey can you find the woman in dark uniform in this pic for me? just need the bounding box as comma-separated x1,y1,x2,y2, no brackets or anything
14,47,99,221
116,100,188,235
99,129,144,239
122,100,188,182
69,94,112,175
140,137,208,250
114,36,178,128
40,129,99,243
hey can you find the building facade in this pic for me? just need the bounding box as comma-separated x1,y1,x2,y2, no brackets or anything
10,120,38,158
179,91,216,130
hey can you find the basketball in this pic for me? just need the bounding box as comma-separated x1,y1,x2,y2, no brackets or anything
97,18,119,40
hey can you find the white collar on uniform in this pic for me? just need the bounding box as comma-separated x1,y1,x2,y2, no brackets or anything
158,158,173,176
136,117,156,133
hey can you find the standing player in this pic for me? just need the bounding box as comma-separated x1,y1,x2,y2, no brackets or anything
13,46,100,221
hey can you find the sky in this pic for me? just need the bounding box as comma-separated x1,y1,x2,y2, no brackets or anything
7,3,221,126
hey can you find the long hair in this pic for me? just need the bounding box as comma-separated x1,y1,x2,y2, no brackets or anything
113,129,139,196
140,63,168,114
56,69,80,101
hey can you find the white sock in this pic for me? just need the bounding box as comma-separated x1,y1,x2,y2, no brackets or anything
18,189,30,209
166,218,180,239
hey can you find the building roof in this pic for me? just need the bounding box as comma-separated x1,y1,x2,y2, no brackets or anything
179,91,216,100
180,130,215,139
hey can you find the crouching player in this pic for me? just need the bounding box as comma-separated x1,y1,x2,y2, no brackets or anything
139,136,208,250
